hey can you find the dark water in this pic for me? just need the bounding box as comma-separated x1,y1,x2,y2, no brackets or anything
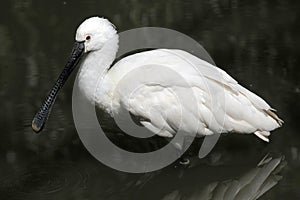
1,0,300,199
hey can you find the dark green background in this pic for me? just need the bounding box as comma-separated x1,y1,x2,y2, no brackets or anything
0,0,299,199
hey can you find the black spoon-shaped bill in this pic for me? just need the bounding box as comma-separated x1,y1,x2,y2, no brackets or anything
32,41,85,133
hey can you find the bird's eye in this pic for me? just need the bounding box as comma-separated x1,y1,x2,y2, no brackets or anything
86,36,91,40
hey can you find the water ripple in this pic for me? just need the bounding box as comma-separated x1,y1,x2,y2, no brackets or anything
0,162,89,199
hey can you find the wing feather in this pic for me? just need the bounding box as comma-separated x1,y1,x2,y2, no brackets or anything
108,49,282,138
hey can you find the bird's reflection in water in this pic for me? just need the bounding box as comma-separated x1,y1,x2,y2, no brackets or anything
0,152,286,200
162,155,286,200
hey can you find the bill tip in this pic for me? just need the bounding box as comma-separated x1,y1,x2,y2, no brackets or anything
32,119,42,133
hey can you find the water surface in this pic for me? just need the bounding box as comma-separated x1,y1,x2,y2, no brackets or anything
1,0,299,199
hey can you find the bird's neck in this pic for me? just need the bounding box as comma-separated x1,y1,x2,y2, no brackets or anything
77,34,119,112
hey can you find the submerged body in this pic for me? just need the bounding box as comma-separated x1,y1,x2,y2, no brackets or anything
32,17,283,143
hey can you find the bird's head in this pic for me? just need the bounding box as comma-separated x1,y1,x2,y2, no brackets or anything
75,17,117,53
32,16,117,133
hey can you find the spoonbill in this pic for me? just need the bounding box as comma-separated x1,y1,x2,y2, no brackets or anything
32,16,283,146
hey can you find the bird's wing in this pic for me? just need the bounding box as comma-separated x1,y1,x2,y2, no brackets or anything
108,49,282,138
109,49,217,137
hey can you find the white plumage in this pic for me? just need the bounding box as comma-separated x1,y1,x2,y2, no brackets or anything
76,17,283,142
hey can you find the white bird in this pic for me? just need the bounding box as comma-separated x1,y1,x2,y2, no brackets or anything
32,16,283,145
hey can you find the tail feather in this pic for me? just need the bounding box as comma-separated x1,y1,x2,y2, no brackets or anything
254,131,270,142
263,109,284,127
254,109,283,143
